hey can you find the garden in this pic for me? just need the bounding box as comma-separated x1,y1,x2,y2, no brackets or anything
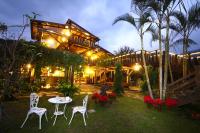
1,94,200,133
1,0,200,132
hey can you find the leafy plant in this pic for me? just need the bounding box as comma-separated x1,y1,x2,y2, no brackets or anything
58,81,79,97
141,65,158,93
113,63,124,95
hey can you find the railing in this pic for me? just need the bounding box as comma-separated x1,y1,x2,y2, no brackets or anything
100,50,200,80
69,35,95,47
165,72,199,105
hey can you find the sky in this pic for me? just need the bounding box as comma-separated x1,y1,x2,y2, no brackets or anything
0,0,200,53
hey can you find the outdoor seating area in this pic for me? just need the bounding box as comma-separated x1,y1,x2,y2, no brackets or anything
1,0,200,133
20,93,88,129
1,92,200,133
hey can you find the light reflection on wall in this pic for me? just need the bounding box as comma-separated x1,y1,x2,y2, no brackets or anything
41,67,65,77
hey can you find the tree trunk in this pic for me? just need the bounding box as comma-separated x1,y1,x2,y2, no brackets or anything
168,58,174,82
163,13,169,99
183,33,187,77
141,31,153,98
158,19,163,99
70,65,74,87
64,66,69,82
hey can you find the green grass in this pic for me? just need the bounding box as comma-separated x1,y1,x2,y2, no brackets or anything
1,95,200,133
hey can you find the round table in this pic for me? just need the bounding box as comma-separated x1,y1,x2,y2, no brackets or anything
48,96,72,126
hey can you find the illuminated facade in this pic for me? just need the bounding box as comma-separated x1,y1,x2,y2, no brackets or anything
30,19,113,86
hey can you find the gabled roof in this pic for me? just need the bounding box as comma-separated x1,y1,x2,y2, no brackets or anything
66,19,100,41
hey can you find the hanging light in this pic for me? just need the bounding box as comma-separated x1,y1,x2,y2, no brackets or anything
61,29,71,37
86,51,92,56
133,63,142,71
46,38,55,48
61,37,67,42
26,64,31,69
91,54,98,60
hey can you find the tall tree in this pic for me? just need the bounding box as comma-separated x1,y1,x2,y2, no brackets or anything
171,2,200,77
114,46,134,56
113,1,154,98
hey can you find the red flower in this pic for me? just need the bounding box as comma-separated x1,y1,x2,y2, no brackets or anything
165,98,177,108
144,96,153,104
92,92,100,100
108,92,116,98
99,95,109,102
152,98,164,107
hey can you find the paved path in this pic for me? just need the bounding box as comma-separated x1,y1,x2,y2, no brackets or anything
19,84,143,100
37,84,100,97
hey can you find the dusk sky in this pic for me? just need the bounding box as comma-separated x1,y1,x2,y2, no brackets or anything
0,0,200,53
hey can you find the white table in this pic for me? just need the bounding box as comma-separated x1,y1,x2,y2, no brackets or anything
48,96,72,126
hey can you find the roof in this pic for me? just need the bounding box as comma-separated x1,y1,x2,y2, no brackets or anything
30,19,112,57
66,19,100,41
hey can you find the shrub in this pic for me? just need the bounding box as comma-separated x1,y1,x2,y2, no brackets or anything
92,92,100,99
144,95,153,104
58,81,79,97
108,92,116,99
92,92,116,106
99,95,109,103
144,95,178,111
141,66,158,93
113,63,124,95
165,98,178,109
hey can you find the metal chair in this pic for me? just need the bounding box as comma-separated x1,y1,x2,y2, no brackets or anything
21,93,48,130
68,95,88,126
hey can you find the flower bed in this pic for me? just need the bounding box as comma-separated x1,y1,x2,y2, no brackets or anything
144,95,178,111
92,92,116,106
165,98,178,109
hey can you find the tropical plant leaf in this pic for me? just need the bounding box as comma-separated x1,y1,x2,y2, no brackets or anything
171,11,187,28
113,13,136,27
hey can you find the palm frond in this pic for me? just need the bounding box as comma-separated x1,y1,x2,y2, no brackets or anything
169,23,182,32
113,13,136,28
188,2,200,29
170,11,187,28
139,12,152,28
163,0,176,13
187,39,197,47
170,38,184,47
170,38,197,48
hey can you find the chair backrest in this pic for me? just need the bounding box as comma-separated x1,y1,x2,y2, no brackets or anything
30,93,39,109
83,95,88,108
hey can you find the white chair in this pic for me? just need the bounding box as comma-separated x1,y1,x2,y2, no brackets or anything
69,95,88,126
21,93,48,130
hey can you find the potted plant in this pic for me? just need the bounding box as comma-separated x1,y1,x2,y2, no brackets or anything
58,81,79,97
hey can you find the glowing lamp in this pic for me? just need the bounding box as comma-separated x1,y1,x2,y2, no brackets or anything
85,67,94,75
61,29,71,37
86,51,92,56
133,63,142,71
91,54,98,60
26,64,31,69
46,38,55,47
61,37,67,42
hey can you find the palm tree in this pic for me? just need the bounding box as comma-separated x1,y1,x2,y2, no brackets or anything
113,3,154,98
171,2,200,77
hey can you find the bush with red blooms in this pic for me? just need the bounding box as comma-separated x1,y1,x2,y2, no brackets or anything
108,92,117,99
99,95,109,102
92,92,100,99
144,95,177,111
92,92,100,103
144,96,154,104
152,98,163,107
92,92,116,106
165,98,178,109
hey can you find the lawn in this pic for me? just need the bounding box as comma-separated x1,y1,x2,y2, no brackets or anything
1,94,200,133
